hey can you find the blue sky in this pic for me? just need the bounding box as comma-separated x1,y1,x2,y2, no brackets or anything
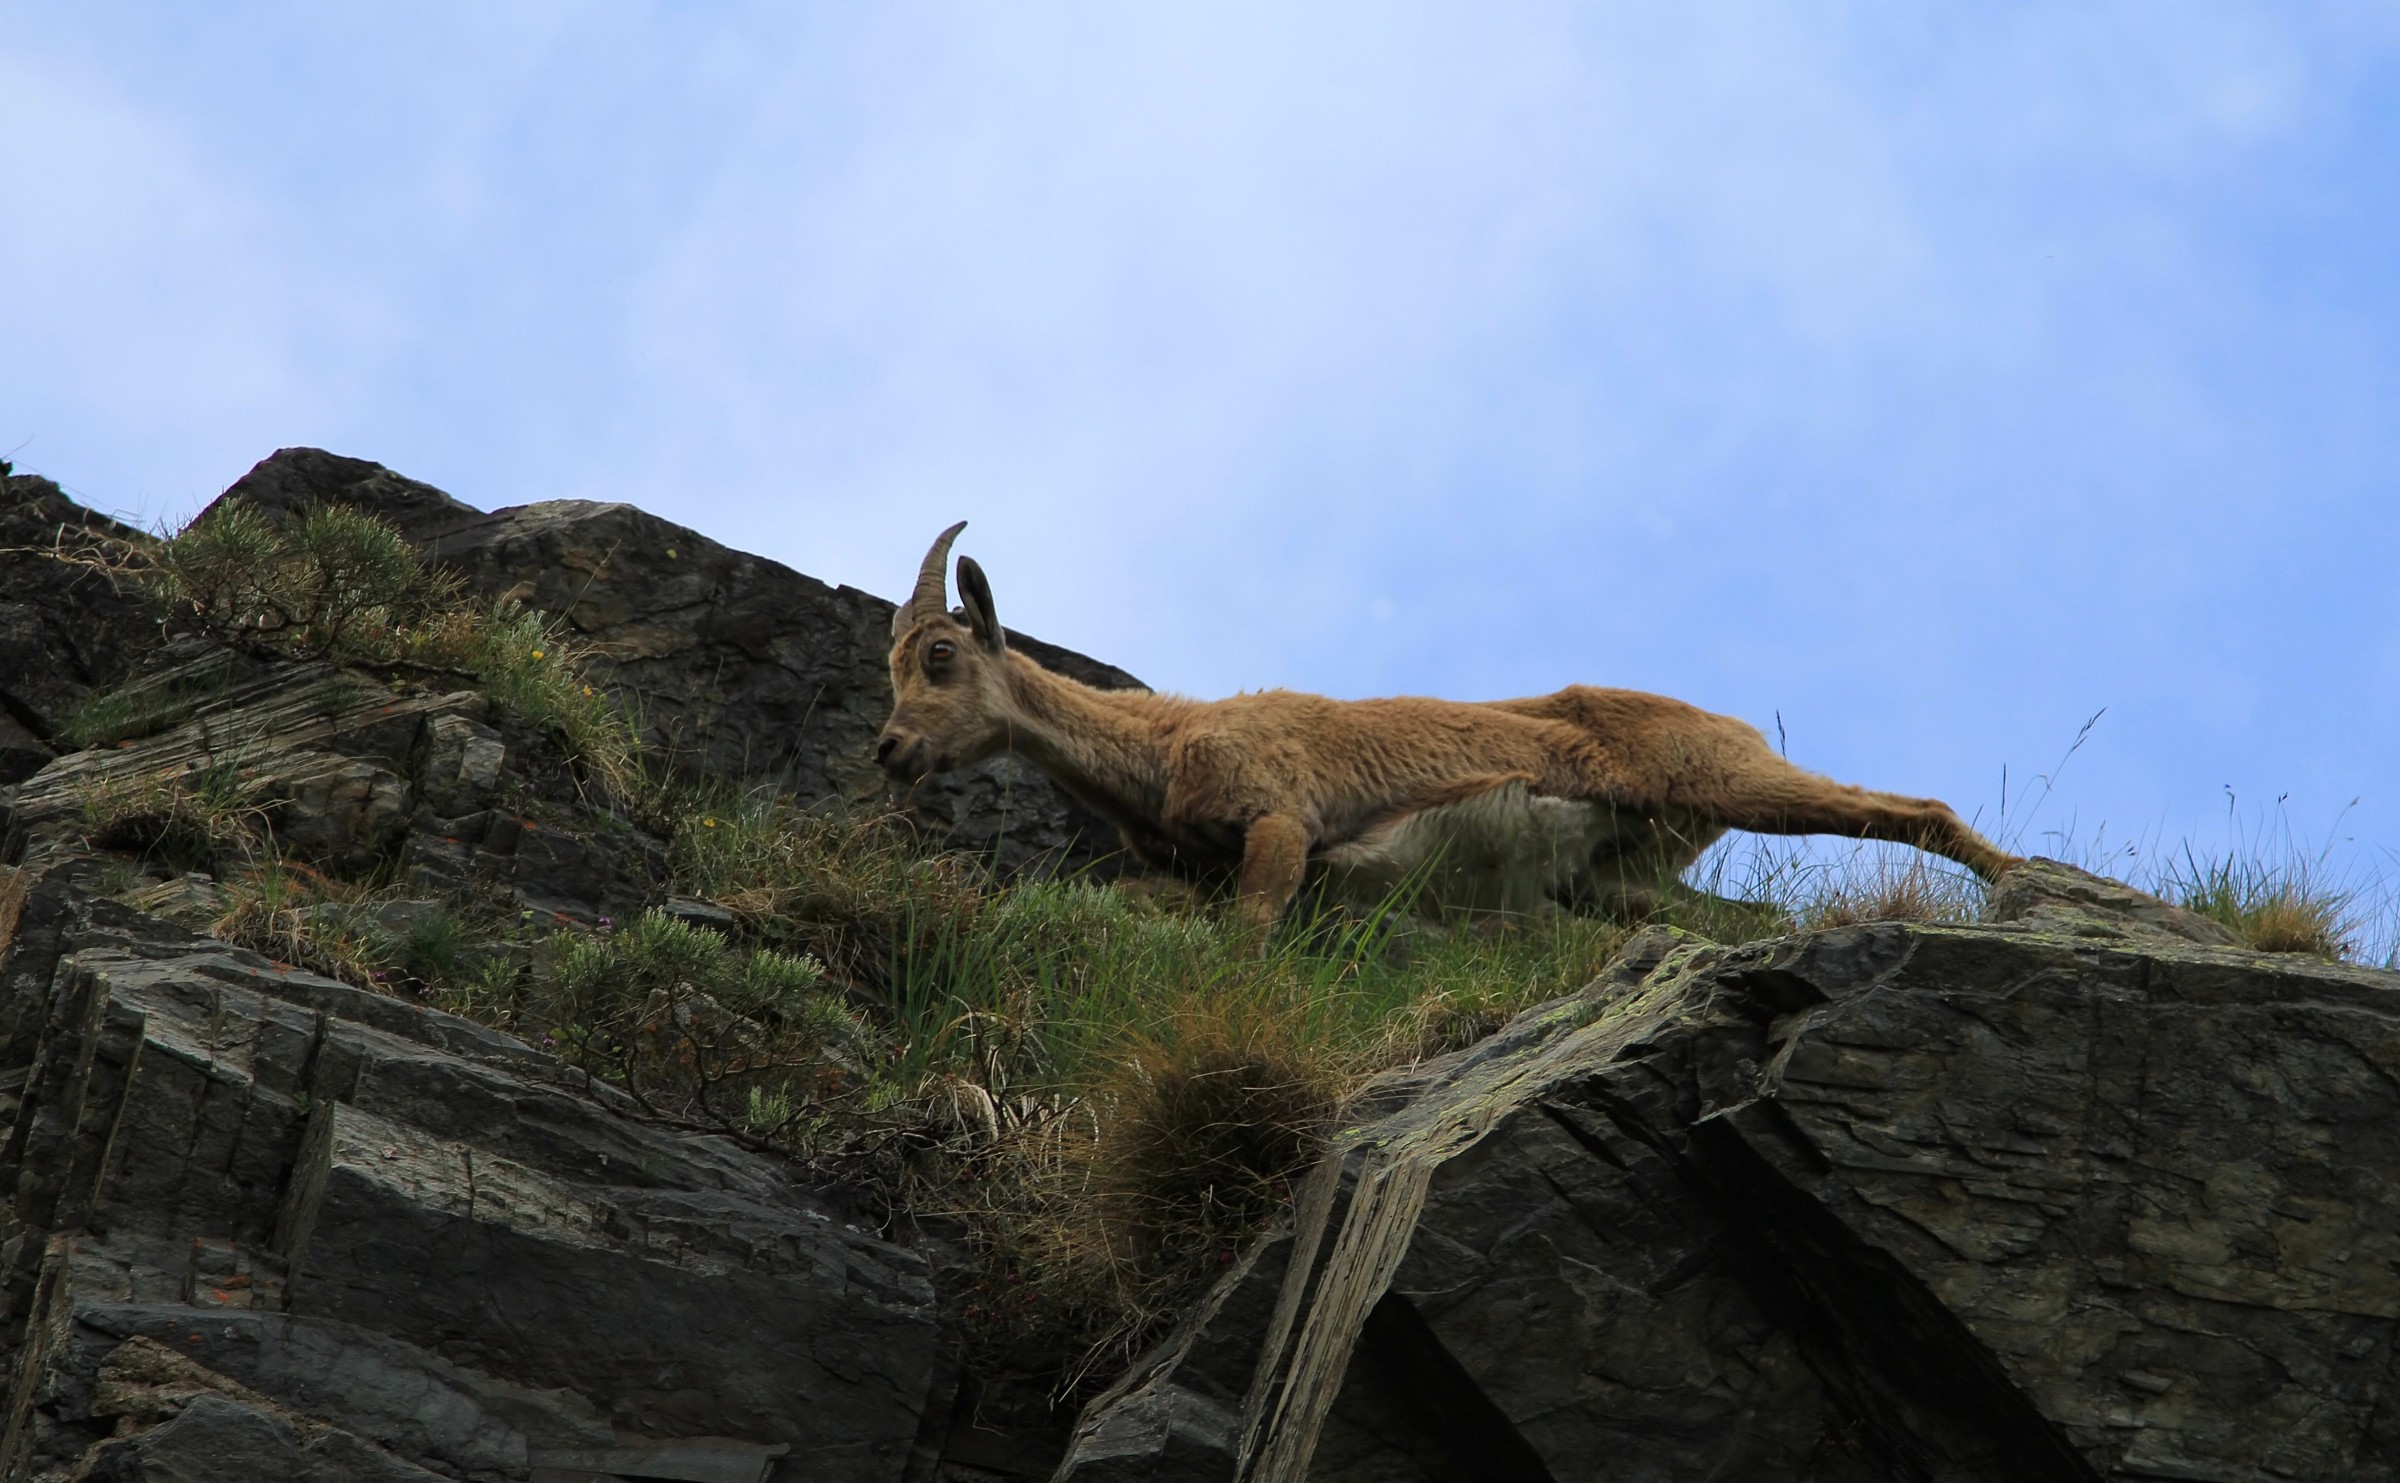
5,5,2396,888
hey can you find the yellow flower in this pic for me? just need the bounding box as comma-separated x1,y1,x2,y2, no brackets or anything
581,686,593,696
531,649,545,659
703,817,719,828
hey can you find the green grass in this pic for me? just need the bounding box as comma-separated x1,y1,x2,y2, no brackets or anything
636,801,1655,1388
2158,847,2359,960
74,758,272,873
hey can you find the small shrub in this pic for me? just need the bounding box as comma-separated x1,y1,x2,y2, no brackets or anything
401,910,470,985
143,501,460,660
530,911,864,1134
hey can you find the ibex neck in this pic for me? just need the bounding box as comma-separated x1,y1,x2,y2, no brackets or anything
1000,653,1175,824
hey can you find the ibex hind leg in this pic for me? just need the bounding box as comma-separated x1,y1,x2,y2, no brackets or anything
1708,755,2017,881
1575,813,1725,920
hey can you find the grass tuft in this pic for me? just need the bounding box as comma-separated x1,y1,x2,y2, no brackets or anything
2163,850,2356,959
75,761,272,874
397,600,643,798
205,862,397,988
1088,994,1342,1279
668,791,988,982
1797,853,1983,930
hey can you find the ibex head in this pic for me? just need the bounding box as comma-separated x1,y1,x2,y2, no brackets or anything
876,522,1015,782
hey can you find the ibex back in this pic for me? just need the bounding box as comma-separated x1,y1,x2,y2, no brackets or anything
877,524,2017,931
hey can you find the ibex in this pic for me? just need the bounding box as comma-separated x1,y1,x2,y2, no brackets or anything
878,524,2017,930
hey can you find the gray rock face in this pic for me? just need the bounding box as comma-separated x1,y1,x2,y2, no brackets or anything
0,475,163,786
1059,875,2400,1482
16,453,2399,1480
205,448,1143,877
0,885,943,1481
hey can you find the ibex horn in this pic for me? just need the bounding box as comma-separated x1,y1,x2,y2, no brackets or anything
894,521,968,636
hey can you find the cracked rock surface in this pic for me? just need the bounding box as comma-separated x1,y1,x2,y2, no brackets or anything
0,886,942,1481
1061,876,2400,1482
0,473,162,788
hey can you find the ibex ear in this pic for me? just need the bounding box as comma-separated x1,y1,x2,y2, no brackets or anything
955,557,1007,654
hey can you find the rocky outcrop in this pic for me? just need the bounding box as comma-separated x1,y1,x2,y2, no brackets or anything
0,474,162,787
1,639,658,928
0,882,944,1481
12,451,2399,1481
1059,864,2400,1482
202,448,1143,877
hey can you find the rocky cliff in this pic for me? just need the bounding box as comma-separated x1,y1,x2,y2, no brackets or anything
1059,863,2400,1481
4,453,2397,1481
0,881,941,1481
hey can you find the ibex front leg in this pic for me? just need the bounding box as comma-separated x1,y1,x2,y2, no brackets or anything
1238,813,1312,938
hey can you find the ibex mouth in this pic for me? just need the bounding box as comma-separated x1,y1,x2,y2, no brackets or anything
875,733,924,781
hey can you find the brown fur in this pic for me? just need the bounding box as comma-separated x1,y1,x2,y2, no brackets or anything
877,532,2017,931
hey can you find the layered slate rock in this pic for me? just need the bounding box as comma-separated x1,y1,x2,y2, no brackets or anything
0,473,163,786
1060,871,2400,1482
2,640,658,926
202,448,1142,876
0,885,944,1481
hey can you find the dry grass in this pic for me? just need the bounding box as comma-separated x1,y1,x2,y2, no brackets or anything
204,862,392,986
74,761,273,874
1797,853,1983,930
2160,851,2358,960
938,982,1352,1392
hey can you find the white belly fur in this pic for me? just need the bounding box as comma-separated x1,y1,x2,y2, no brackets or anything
1314,782,1628,916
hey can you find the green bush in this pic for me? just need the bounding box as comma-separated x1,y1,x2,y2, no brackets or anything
530,911,864,1136
144,501,458,660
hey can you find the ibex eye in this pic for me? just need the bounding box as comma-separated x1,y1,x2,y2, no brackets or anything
928,640,957,662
